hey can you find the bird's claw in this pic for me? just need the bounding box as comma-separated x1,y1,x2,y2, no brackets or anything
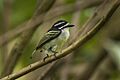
43,54,49,62
43,51,58,62
53,52,57,58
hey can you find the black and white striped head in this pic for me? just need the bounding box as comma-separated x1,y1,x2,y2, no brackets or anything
52,20,74,30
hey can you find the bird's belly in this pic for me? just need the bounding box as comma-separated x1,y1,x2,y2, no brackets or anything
43,29,70,54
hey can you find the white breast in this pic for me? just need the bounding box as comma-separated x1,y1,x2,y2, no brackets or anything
59,28,70,41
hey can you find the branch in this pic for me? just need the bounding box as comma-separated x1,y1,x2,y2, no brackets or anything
0,0,56,78
0,0,103,46
1,0,119,80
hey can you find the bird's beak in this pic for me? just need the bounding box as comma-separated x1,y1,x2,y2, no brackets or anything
67,24,75,27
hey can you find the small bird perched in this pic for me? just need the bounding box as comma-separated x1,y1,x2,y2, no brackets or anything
31,20,74,60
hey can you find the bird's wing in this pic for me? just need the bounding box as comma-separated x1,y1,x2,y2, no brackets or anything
36,29,61,50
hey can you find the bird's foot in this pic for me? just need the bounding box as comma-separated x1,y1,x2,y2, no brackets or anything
52,51,58,58
43,54,49,62
49,47,58,58
29,56,33,67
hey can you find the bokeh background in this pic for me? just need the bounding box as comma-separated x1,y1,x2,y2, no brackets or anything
0,0,120,80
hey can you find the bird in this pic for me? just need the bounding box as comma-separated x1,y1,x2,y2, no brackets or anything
31,20,74,61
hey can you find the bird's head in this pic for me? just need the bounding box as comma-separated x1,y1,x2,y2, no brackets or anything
52,20,74,30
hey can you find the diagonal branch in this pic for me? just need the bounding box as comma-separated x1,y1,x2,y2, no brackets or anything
1,0,119,80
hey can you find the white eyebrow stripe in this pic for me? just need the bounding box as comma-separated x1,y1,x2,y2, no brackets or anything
48,31,59,33
54,22,65,26
58,23,69,29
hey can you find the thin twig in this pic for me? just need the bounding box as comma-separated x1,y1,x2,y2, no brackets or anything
1,0,119,79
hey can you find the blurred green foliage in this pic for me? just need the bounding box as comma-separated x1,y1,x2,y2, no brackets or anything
64,0,75,4
0,0,36,30
0,0,3,12
11,0,36,27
